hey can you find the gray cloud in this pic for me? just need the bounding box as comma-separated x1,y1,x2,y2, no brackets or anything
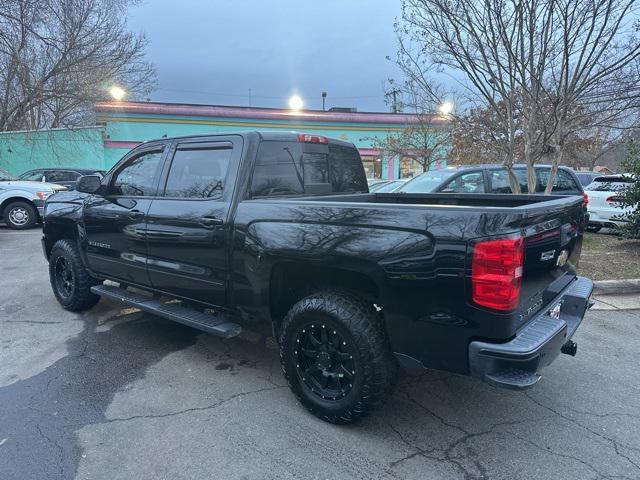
128,0,402,111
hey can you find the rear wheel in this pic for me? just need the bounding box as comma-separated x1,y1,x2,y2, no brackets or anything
587,224,602,233
3,201,37,230
279,290,397,424
49,239,101,311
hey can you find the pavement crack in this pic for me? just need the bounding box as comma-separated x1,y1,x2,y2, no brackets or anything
387,422,439,468
35,420,65,479
505,430,635,480
91,385,286,425
525,392,640,471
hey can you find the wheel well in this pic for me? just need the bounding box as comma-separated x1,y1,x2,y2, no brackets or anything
269,262,380,331
43,220,78,258
0,196,36,216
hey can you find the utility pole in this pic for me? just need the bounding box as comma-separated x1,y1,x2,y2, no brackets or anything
385,88,401,113
322,91,327,111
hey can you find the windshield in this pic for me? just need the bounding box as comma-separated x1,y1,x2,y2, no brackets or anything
397,169,459,193
0,168,16,181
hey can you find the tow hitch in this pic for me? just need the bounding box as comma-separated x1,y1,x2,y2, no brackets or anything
561,340,578,356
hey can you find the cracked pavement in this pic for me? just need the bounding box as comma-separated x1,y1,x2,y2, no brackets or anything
1,228,640,480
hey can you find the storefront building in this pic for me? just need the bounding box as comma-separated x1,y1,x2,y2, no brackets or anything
1,101,450,179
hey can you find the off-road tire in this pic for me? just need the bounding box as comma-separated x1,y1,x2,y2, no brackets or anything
49,239,101,311
3,201,37,229
279,290,397,424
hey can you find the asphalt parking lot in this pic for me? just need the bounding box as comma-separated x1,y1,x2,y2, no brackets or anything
1,228,640,480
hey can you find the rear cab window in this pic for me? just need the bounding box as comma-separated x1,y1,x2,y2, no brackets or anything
250,140,367,197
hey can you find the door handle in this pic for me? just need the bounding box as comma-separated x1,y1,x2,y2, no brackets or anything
128,209,145,220
200,216,224,227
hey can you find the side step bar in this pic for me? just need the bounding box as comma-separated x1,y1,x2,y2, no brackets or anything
91,284,241,339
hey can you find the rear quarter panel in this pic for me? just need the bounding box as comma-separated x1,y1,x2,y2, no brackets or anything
231,198,535,374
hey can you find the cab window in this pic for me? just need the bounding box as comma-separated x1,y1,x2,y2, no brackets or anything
48,171,80,182
110,149,164,196
489,169,529,193
537,169,580,193
163,143,231,198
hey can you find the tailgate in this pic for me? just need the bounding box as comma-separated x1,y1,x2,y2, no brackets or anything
517,197,586,326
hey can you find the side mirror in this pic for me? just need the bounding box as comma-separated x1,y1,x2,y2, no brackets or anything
76,175,103,194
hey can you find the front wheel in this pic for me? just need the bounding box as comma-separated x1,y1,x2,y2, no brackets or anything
3,201,37,229
279,290,397,424
49,239,101,311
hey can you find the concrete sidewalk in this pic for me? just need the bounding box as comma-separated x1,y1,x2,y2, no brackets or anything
591,293,640,310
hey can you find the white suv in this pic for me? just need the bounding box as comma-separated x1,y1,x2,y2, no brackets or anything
585,174,636,231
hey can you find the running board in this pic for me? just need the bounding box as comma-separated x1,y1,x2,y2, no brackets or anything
91,284,241,339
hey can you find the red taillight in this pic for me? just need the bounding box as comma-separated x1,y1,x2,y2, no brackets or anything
606,196,622,205
298,133,328,144
582,192,589,206
472,237,524,311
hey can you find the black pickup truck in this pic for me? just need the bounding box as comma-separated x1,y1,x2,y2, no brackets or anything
42,131,593,423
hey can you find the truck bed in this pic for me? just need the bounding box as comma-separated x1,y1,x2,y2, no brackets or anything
299,191,583,210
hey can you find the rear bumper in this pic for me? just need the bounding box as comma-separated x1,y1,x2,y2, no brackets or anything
468,276,593,390
588,209,629,227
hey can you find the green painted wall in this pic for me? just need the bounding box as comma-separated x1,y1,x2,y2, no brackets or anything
0,105,450,180
0,127,106,175
100,113,408,169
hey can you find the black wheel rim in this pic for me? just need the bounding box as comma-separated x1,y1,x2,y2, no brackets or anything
54,257,74,298
294,322,358,401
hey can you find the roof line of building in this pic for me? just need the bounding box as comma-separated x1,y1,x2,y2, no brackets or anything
94,101,449,126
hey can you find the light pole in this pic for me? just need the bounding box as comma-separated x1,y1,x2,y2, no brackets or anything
322,91,327,111
109,86,126,101
289,95,304,111
438,101,454,116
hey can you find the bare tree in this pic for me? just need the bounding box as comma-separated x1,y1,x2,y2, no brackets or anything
366,84,450,176
0,0,155,131
539,0,640,192
396,0,640,193
367,113,449,176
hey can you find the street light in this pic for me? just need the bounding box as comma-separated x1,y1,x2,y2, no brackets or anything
109,86,126,101
289,95,304,111
439,101,454,116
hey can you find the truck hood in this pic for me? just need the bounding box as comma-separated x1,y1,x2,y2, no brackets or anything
0,180,67,192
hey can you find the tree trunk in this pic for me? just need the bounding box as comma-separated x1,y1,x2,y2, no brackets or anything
545,146,563,194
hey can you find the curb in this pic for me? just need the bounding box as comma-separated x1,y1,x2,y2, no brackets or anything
593,279,640,295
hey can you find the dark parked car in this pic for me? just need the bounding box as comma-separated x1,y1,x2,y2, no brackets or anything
575,171,601,187
43,132,593,423
398,164,585,198
19,168,105,191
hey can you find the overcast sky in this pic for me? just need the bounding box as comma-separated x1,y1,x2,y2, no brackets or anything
127,0,403,112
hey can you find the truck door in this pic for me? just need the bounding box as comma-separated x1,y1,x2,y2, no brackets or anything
83,144,166,286
145,136,241,307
